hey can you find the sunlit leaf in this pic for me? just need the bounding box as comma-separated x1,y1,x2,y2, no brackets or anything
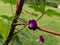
0,19,10,38
45,9,60,16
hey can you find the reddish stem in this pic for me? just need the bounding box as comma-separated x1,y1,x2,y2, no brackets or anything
13,23,25,26
3,0,25,45
16,0,19,12
37,26,60,36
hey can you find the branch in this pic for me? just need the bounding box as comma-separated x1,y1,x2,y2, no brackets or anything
3,25,26,44
3,0,25,45
13,23,25,26
37,26,60,36
36,13,44,21
13,24,26,35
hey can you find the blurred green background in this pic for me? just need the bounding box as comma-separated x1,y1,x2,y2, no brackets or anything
0,0,60,45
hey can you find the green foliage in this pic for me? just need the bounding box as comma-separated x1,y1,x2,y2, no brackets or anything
0,19,10,38
12,35,22,45
46,0,60,4
29,0,60,16
29,4,41,12
0,34,3,41
2,0,16,4
29,0,45,14
29,3,45,13
32,13,38,16
39,3,45,13
18,18,27,23
45,9,60,16
19,31,29,39
0,0,60,45
0,15,13,21
23,10,38,17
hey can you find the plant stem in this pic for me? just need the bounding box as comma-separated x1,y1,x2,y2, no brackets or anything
37,26,60,36
13,23,25,26
3,0,25,45
36,13,44,21
3,25,26,44
13,25,26,35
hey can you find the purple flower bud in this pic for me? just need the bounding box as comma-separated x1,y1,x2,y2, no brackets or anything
39,36,44,43
28,19,37,30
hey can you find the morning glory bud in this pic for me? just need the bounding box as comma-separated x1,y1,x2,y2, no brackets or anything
28,19,37,30
39,35,44,43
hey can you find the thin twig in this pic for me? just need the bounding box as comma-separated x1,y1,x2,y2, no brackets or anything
4,24,26,42
13,22,25,26
37,26,60,36
23,10,31,14
13,24,26,35
36,13,44,21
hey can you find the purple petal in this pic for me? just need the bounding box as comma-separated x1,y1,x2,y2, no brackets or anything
39,36,44,43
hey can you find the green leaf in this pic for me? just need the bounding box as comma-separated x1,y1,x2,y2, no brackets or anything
2,0,16,4
39,3,45,13
0,34,3,41
0,15,9,19
45,9,60,16
0,19,10,38
19,31,29,39
18,18,27,23
29,1,45,13
0,34,3,39
0,34,3,44
12,35,22,45
0,15,13,21
29,4,40,12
